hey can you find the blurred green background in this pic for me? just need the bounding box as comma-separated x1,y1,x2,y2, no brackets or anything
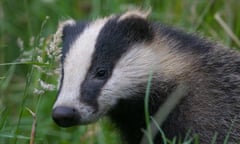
0,0,239,144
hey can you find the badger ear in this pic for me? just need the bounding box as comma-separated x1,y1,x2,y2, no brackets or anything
57,19,76,41
59,20,89,55
118,9,150,21
118,10,153,42
57,20,89,62
56,20,76,61
58,19,89,42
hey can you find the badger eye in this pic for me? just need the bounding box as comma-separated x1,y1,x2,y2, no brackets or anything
95,68,108,79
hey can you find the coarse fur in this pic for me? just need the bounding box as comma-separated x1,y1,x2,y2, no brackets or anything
52,10,240,144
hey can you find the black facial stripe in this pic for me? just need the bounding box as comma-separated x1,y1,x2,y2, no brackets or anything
80,16,154,107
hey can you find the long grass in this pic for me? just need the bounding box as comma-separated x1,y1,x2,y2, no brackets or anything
0,0,240,144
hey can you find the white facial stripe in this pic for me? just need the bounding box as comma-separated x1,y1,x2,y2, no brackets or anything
99,42,193,106
54,18,109,111
98,44,157,109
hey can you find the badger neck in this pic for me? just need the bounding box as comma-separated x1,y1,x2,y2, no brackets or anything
108,80,177,144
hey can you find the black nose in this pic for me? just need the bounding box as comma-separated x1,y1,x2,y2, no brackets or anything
52,106,79,127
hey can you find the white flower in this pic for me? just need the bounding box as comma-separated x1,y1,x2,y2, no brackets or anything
39,79,56,91
17,38,24,51
33,88,45,95
37,56,43,63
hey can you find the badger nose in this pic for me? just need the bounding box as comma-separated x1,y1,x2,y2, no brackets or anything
52,106,79,127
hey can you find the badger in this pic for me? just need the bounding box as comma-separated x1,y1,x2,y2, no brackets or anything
52,10,240,144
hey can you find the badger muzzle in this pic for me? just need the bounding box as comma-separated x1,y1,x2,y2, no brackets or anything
52,106,80,127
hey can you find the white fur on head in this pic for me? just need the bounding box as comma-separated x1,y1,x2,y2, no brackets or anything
118,9,151,21
56,19,76,90
99,43,157,108
53,18,109,123
99,41,194,108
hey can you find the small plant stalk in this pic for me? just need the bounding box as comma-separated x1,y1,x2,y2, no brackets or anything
26,107,37,144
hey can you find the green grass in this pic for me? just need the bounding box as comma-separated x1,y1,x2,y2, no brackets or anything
0,0,240,144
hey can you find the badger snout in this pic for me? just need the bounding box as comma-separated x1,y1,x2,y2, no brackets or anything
52,106,80,127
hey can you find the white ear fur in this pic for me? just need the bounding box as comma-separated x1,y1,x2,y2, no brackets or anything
118,9,151,21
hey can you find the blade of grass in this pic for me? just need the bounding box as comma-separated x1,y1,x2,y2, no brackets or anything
25,107,37,144
13,65,34,144
149,83,187,143
171,137,176,144
210,132,218,144
151,118,167,144
194,0,215,30
0,134,31,140
0,64,16,91
0,61,49,66
183,129,192,142
223,116,236,144
214,12,240,47
141,70,153,144
97,125,106,144
0,107,9,130
141,129,153,144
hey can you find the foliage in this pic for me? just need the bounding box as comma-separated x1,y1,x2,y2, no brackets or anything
0,0,239,144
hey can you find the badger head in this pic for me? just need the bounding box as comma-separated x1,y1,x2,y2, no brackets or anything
52,10,172,127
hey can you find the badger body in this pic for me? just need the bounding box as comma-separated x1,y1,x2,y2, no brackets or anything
52,11,240,144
